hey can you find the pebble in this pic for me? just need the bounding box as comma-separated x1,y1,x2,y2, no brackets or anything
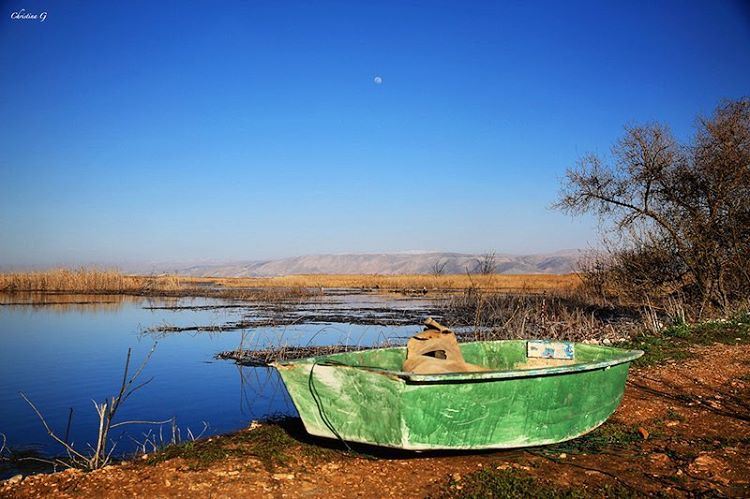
649,453,671,466
5,475,23,485
272,473,295,480
690,454,725,473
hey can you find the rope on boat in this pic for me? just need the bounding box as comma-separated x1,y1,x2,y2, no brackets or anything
308,361,354,453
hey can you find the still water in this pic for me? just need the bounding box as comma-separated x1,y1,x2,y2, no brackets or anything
0,293,428,470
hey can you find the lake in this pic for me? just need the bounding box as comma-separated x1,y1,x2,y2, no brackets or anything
0,292,434,475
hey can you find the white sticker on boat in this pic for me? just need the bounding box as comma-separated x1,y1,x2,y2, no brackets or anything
527,340,575,360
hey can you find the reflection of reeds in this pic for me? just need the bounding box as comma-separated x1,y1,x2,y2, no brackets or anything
0,292,138,313
235,363,295,419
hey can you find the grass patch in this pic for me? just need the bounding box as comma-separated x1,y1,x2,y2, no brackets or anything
662,434,750,463
543,422,644,455
692,435,750,451
228,421,298,469
146,439,231,469
625,313,750,367
430,468,583,499
665,407,685,422
144,418,334,471
429,468,648,499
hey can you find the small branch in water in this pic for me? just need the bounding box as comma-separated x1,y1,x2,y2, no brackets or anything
19,343,168,470
0,433,8,461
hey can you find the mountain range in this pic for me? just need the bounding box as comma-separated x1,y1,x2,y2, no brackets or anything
158,250,584,277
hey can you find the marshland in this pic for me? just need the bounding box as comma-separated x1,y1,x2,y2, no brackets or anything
3,1,750,495
2,262,750,496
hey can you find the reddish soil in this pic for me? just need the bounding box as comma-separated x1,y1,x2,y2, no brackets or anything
3,343,749,498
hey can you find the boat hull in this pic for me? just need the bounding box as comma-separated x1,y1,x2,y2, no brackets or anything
273,340,641,450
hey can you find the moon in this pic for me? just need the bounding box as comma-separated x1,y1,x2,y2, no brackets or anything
373,76,383,85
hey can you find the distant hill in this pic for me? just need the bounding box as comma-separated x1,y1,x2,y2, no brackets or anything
170,250,583,277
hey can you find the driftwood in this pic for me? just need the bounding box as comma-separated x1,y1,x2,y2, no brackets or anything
402,318,489,374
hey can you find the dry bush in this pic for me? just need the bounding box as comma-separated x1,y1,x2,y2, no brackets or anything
431,258,449,277
474,251,497,275
441,288,642,342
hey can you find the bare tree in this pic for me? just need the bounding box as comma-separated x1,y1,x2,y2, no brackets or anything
556,98,750,313
475,251,497,275
431,258,448,277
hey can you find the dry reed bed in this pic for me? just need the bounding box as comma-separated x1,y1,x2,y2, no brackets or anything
0,269,180,293
0,269,581,296
185,273,581,292
441,290,643,342
0,269,317,302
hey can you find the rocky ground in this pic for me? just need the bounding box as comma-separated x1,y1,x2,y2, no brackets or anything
3,343,749,498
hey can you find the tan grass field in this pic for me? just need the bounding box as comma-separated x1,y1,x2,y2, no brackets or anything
0,269,580,295
0,269,181,293
189,273,581,292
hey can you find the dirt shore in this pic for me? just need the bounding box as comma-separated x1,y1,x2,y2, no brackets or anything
3,343,749,498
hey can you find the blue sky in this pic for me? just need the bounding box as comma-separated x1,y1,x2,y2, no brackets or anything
1,1,749,267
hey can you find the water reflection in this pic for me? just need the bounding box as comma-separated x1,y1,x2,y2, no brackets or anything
235,364,294,418
0,293,191,314
0,292,432,474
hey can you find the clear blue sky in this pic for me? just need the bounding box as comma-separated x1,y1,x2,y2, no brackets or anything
1,0,749,267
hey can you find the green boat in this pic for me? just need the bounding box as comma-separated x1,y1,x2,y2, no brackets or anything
272,340,643,450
